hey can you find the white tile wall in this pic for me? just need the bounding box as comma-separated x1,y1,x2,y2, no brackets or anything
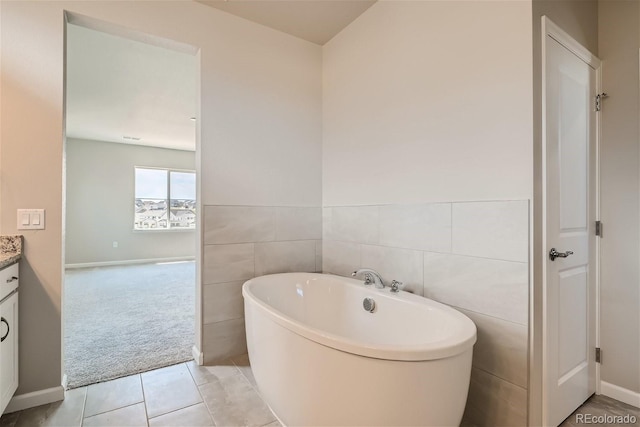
462,367,527,426
203,243,255,284
452,201,529,262
361,245,424,295
424,252,528,325
323,206,379,244
202,205,321,363
322,200,530,427
379,203,451,252
254,240,318,276
322,240,361,277
323,201,529,318
203,281,244,324
204,206,276,244
457,308,528,388
202,318,247,364
315,240,323,273
275,207,322,241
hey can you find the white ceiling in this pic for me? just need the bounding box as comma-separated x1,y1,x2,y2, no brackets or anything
197,0,376,45
66,24,197,151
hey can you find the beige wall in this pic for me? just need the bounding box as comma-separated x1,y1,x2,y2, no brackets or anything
529,2,599,424
533,1,598,54
323,1,533,206
323,2,533,425
0,0,321,396
65,139,196,265
598,0,640,395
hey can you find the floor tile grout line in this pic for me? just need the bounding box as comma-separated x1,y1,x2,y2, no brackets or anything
189,362,219,426
197,357,274,426
230,357,258,393
195,380,218,426
142,363,205,421
79,387,88,426
82,401,145,421
185,360,200,385
230,356,277,425
82,376,145,419
139,374,150,427
145,401,205,423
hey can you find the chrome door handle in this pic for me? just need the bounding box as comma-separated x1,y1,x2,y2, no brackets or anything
549,248,574,261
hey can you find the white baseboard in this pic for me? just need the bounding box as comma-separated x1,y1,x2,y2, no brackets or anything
65,256,195,269
5,385,65,413
600,381,640,408
192,345,203,365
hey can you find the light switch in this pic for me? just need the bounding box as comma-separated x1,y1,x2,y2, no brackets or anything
17,209,45,230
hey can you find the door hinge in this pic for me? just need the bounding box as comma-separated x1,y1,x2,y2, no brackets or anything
595,347,602,363
595,93,608,112
595,220,603,237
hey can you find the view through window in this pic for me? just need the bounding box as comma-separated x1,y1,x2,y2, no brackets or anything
134,167,196,230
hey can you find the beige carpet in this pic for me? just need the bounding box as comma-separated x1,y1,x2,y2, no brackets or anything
64,261,195,388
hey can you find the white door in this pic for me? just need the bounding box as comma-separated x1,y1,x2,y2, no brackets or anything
543,18,599,427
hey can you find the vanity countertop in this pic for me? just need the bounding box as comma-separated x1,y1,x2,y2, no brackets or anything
0,235,23,270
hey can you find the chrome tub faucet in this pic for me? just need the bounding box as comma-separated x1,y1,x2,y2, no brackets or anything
352,268,385,289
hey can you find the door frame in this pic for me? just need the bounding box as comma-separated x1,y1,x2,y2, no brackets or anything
60,11,204,388
540,15,602,425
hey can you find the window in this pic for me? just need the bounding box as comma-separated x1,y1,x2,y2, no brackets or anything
134,167,196,230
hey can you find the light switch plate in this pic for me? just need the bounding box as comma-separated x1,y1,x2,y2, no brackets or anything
17,209,45,230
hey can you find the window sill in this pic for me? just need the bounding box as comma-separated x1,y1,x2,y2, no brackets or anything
133,228,196,233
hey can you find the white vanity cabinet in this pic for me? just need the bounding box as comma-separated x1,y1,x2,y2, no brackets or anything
0,262,19,416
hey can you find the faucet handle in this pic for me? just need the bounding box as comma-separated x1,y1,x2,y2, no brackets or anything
389,280,404,293
362,273,374,285
352,270,376,286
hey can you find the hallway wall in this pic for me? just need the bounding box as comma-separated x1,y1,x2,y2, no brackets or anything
598,0,640,398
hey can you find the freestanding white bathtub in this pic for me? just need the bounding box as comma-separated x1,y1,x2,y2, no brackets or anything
243,273,477,427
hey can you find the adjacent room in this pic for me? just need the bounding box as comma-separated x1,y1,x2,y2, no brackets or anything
63,23,198,388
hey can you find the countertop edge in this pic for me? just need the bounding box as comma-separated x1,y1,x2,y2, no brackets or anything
0,253,21,270
0,235,24,270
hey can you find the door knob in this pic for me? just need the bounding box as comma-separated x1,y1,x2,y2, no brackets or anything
549,248,574,261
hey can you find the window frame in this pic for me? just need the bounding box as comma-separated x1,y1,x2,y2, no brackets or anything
133,166,196,232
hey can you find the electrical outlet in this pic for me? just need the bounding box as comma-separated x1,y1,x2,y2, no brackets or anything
112,241,119,248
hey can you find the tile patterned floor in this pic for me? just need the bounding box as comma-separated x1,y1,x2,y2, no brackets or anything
2,357,638,427
0,355,279,427
560,394,639,427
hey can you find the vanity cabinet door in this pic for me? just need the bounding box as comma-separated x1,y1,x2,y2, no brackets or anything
0,291,18,415
0,263,19,302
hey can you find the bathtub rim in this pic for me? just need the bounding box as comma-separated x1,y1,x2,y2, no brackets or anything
243,272,477,361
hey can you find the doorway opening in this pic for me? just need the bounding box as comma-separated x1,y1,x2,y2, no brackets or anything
63,19,199,389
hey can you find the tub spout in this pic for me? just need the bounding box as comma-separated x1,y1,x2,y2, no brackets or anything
352,269,385,289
